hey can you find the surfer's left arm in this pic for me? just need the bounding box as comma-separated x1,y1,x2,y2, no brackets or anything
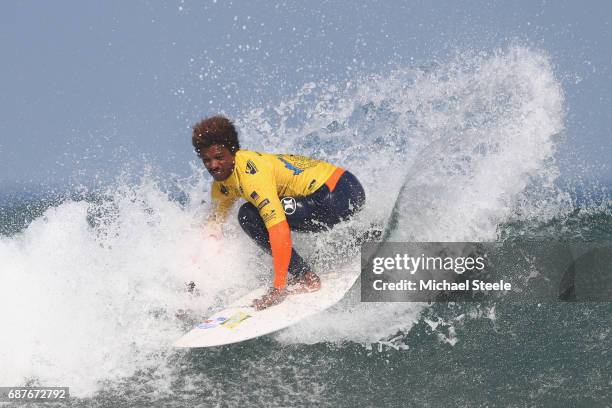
239,161,292,309
251,219,291,309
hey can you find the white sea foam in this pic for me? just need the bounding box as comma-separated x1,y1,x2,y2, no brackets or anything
0,176,262,395
276,46,566,344
0,46,567,396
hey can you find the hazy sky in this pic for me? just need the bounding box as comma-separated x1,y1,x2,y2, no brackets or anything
1,0,611,191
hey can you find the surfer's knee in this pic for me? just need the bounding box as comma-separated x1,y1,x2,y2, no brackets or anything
334,171,366,218
348,173,366,213
349,179,365,215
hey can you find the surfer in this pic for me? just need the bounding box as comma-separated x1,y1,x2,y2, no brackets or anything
192,115,366,310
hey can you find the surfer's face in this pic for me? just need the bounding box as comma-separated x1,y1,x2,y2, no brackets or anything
199,144,235,181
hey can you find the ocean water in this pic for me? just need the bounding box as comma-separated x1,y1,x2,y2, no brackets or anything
1,47,611,407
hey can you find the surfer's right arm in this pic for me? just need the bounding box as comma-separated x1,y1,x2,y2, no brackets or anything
206,183,237,238
237,158,292,294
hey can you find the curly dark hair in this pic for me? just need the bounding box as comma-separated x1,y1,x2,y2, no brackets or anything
192,115,240,154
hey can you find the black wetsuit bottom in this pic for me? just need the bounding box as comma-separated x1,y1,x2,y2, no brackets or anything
237,171,366,276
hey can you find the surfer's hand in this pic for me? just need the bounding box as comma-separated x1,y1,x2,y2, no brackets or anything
252,287,287,310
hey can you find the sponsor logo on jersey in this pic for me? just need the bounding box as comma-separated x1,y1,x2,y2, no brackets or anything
262,209,276,223
278,157,304,175
257,198,270,210
250,191,259,200
220,184,229,196
246,160,258,174
281,196,297,215
308,179,317,190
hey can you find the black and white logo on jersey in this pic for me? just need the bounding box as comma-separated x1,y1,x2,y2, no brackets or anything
281,197,297,215
246,160,258,174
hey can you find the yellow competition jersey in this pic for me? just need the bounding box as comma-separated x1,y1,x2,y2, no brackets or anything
210,149,338,228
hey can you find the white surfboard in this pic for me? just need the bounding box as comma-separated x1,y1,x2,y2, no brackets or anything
173,269,360,348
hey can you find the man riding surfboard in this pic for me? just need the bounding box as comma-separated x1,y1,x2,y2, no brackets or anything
193,116,366,310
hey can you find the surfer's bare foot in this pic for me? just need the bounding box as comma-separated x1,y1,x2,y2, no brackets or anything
287,271,321,294
252,287,287,310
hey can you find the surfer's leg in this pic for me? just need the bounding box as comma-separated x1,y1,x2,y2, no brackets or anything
238,202,310,277
286,170,366,231
281,187,331,232
237,171,366,277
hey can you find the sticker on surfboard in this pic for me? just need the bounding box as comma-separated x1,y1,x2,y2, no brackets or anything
196,316,228,329
220,312,251,329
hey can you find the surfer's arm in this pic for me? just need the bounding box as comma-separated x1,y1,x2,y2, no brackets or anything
239,160,292,291
207,184,238,235
267,220,292,289
244,194,292,290
248,219,290,308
